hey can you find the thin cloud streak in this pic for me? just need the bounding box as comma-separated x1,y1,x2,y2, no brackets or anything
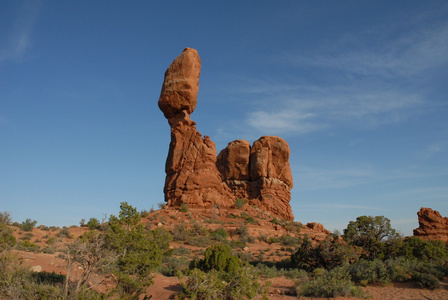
0,1,41,64
226,11,447,137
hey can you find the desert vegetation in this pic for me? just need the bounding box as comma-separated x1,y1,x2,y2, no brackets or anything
1,208,448,299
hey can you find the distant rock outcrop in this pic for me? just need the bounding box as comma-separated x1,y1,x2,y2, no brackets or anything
413,207,448,242
158,48,294,220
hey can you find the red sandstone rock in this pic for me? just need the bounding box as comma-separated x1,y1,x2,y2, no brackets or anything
250,136,293,188
413,207,448,242
159,48,294,221
217,136,294,221
159,48,233,208
158,48,201,121
306,222,331,235
217,139,251,181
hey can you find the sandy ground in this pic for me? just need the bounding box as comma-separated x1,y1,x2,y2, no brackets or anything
17,251,448,300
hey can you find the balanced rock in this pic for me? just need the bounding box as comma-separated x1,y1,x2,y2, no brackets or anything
158,47,201,121
413,207,448,242
159,48,233,208
159,48,294,220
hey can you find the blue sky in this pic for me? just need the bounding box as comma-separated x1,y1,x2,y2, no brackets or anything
1,1,447,236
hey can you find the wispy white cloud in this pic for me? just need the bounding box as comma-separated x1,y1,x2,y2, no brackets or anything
0,1,41,64
217,11,446,138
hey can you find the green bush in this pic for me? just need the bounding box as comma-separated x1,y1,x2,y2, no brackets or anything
0,211,12,225
173,222,189,241
107,202,163,299
57,228,72,238
86,218,100,230
160,256,190,276
412,271,440,289
47,236,58,245
236,224,255,243
180,203,189,213
0,223,16,251
296,267,364,298
192,244,242,273
17,240,40,252
279,234,300,246
21,219,38,232
343,215,401,260
173,246,191,256
179,266,268,300
211,228,229,241
235,198,246,209
188,236,213,247
399,237,447,262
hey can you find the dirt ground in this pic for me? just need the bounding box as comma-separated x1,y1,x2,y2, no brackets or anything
9,206,448,299
16,250,448,300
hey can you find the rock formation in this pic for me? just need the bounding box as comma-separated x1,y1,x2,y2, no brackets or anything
413,207,448,242
158,48,294,220
158,48,234,208
217,136,294,220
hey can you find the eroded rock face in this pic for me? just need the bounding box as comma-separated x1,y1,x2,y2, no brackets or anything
217,136,294,220
159,48,233,208
159,48,294,220
413,207,448,242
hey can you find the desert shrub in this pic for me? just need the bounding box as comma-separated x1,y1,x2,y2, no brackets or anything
343,215,401,260
236,251,253,263
0,211,12,225
21,219,38,232
0,223,16,251
246,216,256,224
57,228,72,238
85,217,100,230
42,246,57,254
20,232,34,240
46,236,57,245
258,234,268,243
180,202,189,213
228,239,246,249
16,240,40,252
173,222,189,241
235,198,246,209
160,256,190,276
268,236,279,244
211,228,229,241
188,236,213,247
192,244,242,273
279,234,300,246
153,227,173,254
284,221,303,233
296,267,363,298
236,224,255,243
254,263,280,278
399,236,447,262
140,209,150,218
412,271,440,289
12,221,21,229
173,246,191,256
348,259,391,285
107,202,163,299
157,202,166,209
179,266,267,300
189,221,208,237
0,253,66,299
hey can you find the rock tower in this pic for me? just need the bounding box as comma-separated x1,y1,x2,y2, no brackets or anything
158,48,294,220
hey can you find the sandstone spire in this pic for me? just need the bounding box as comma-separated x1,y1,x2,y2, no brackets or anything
158,48,294,220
